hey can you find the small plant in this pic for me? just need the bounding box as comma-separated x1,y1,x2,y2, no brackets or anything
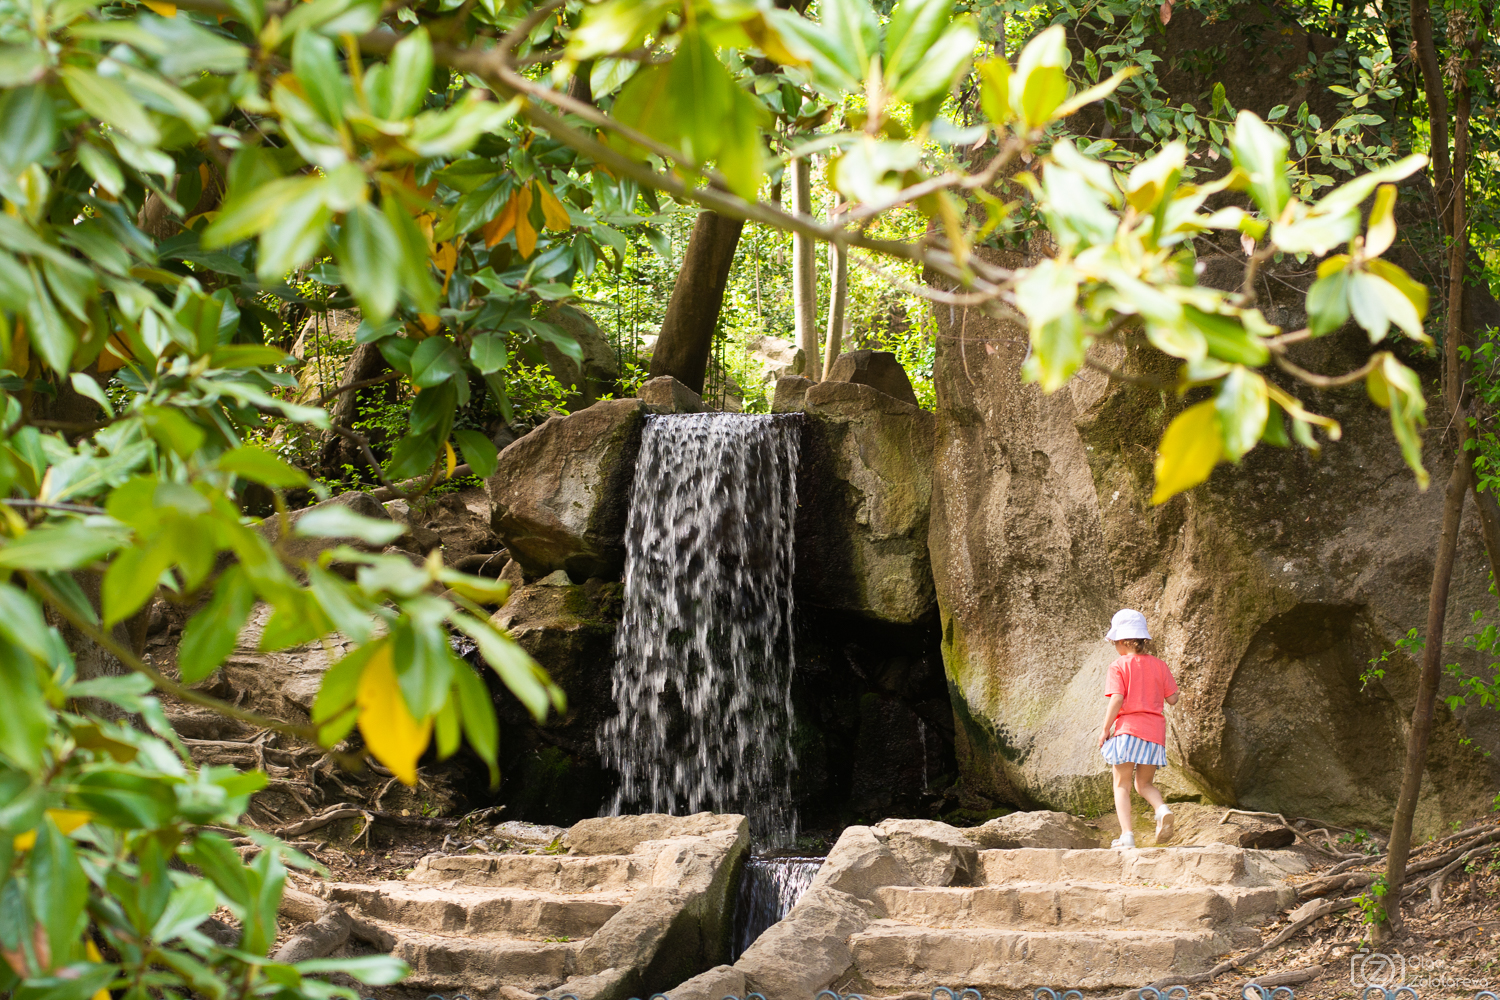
1355,875,1390,926
1363,628,1425,691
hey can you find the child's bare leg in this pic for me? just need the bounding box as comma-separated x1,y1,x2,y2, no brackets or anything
1134,764,1166,810
1112,763,1136,837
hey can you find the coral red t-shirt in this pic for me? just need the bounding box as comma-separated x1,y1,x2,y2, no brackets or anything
1104,654,1178,746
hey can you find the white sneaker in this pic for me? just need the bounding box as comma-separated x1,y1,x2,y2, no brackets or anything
1111,834,1136,850
1155,806,1175,844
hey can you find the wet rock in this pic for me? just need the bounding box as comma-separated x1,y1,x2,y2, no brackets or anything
968,810,1100,850
928,244,1500,833
567,813,749,856
639,375,707,414
487,399,645,579
824,349,919,407
871,819,977,886
736,887,873,1000
795,381,935,623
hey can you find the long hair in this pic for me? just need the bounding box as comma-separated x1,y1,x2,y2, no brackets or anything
1119,637,1156,657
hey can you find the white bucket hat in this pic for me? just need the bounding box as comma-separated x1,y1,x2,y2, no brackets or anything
1106,608,1151,641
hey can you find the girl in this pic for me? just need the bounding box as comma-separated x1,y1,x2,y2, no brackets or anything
1098,609,1179,849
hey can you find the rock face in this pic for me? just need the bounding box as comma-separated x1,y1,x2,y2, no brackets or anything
796,381,936,623
488,399,646,580
539,305,622,408
928,246,1500,832
485,578,623,825
824,349,920,407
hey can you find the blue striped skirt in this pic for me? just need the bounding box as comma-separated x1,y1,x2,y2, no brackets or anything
1101,734,1168,768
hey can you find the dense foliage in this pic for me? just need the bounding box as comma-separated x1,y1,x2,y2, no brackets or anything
0,0,1485,989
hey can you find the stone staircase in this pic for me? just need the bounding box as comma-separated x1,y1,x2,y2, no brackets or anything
851,844,1301,990
307,814,747,999
677,819,1312,1000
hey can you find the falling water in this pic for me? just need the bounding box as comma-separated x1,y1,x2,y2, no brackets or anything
600,412,801,844
730,856,823,961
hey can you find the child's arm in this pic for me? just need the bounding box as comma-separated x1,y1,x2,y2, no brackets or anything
1099,693,1124,746
1165,692,1179,706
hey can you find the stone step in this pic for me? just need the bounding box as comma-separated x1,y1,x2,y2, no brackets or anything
976,844,1271,888
406,852,651,891
323,882,632,940
389,928,582,994
849,922,1260,989
875,882,1291,932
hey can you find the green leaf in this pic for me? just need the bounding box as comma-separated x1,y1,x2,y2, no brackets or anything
977,57,1011,124
1013,25,1069,128
102,541,174,626
312,638,382,724
410,336,464,388
454,429,498,479
335,203,400,321
307,564,374,643
1366,258,1430,341
449,614,562,721
257,184,335,281
297,955,409,985
152,878,219,943
291,29,346,126
1215,366,1269,462
59,66,158,146
1188,308,1270,366
1306,262,1351,337
1366,352,1428,488
0,86,56,174
25,270,77,376
218,445,311,488
1015,259,1084,391
469,332,508,374
0,521,126,571
1230,111,1291,220
384,26,433,120
453,662,498,785
203,175,318,247
177,566,256,683
26,818,90,968
294,505,405,545
1151,399,1223,504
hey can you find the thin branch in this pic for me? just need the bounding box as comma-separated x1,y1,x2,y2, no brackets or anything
1273,352,1381,388
3,500,107,515
327,424,398,494
24,571,321,743
312,371,402,409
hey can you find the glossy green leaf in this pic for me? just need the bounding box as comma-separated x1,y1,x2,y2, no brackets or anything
1230,111,1291,220
1215,366,1270,462
177,566,255,683
410,336,465,388
293,505,405,545
0,85,56,173
454,429,498,479
335,203,400,320
218,446,310,488
384,26,433,120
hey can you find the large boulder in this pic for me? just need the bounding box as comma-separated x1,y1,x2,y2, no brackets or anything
539,305,622,408
824,349,920,407
567,813,749,856
870,818,978,886
927,246,1500,834
487,398,646,580
795,381,936,623
968,810,1100,850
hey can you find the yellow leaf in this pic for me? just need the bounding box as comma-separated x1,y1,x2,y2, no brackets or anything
141,0,176,15
12,809,93,851
97,334,131,374
86,939,108,1000
444,440,457,479
415,213,435,254
1364,183,1397,258
482,195,518,248
536,182,570,232
418,314,440,333
1151,400,1223,504
514,186,536,258
356,645,431,786
432,242,458,293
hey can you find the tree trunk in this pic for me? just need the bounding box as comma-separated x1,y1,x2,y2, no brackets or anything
1377,9,1483,935
824,212,848,380
319,341,396,473
1378,448,1468,938
791,157,820,380
648,211,745,394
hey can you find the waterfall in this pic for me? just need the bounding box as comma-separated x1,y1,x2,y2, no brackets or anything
730,856,823,961
600,412,801,844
